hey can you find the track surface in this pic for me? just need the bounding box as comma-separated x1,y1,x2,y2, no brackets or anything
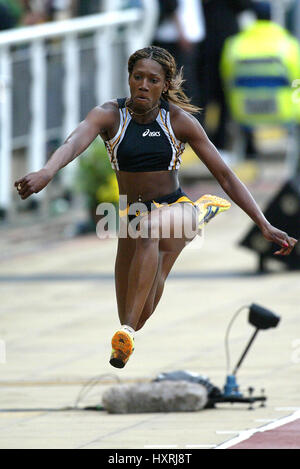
1,174,299,449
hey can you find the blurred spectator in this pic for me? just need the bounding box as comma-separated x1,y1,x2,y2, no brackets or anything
220,1,300,159
0,3,16,30
286,0,300,37
201,0,253,154
0,1,50,27
46,0,78,20
152,0,206,114
0,0,24,27
21,1,48,25
74,0,102,16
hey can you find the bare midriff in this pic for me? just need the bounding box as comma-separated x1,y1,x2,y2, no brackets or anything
116,170,180,203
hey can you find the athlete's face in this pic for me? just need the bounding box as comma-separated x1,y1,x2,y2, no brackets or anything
129,58,169,109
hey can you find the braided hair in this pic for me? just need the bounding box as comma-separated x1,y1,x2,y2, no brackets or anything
128,46,201,115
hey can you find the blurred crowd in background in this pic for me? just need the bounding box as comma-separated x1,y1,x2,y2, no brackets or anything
1,1,299,156
1,1,300,218
2,1,299,160
0,1,299,265
153,0,300,163
0,0,104,27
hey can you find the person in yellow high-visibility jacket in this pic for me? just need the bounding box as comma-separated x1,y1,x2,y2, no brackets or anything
220,2,300,128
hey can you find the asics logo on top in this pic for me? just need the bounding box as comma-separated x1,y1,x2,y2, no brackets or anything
142,129,161,137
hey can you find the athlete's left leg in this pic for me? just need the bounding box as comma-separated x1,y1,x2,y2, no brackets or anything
135,195,232,331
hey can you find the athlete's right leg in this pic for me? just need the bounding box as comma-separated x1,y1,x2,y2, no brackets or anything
110,235,139,368
112,230,165,368
114,235,137,325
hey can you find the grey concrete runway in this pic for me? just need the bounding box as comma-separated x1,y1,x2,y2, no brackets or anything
0,173,299,449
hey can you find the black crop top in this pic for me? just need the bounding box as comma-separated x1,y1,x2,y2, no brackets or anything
104,98,185,172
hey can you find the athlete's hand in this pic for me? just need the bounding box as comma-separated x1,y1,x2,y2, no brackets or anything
14,168,52,200
261,224,298,256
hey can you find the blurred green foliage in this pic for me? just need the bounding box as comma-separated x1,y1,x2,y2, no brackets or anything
75,138,119,210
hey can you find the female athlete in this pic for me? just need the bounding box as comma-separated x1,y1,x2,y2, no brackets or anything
15,46,297,369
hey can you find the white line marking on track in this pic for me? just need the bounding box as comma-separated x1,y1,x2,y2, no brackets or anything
254,419,276,423
215,410,300,449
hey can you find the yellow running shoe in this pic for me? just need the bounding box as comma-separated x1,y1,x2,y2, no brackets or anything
195,194,231,229
109,330,135,369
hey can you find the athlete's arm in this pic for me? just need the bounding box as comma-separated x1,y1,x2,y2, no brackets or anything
15,104,116,200
172,109,297,255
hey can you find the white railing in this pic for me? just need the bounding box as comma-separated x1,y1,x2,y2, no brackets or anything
0,6,158,216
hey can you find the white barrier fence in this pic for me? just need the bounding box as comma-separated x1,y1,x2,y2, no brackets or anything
0,7,158,216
